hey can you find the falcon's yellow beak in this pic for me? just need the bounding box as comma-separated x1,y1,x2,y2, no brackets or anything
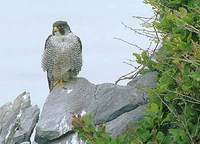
53,26,59,33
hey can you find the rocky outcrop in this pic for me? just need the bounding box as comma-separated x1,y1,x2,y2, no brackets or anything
0,92,40,144
35,72,157,144
0,72,157,144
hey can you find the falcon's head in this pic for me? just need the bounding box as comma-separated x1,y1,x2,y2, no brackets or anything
52,21,71,36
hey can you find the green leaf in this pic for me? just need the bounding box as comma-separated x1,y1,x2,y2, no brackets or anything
179,7,187,18
156,132,165,143
189,72,200,81
138,130,152,142
169,129,188,143
162,113,174,123
133,53,142,63
181,82,192,91
149,103,159,112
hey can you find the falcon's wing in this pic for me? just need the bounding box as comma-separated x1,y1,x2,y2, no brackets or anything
70,35,82,76
41,35,54,91
41,35,53,71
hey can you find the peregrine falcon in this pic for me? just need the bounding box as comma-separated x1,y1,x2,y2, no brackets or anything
42,21,82,91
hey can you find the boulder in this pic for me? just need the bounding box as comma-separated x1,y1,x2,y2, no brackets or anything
105,104,146,138
0,92,40,144
35,72,157,143
127,71,158,88
0,72,157,144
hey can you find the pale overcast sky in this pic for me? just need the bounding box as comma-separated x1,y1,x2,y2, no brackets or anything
0,0,153,107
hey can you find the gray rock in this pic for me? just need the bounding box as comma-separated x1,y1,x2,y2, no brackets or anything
20,142,30,144
90,83,146,124
0,92,40,144
47,133,85,144
35,77,149,143
12,106,40,144
127,71,158,88
0,137,4,144
106,104,146,137
128,71,158,102
36,78,96,143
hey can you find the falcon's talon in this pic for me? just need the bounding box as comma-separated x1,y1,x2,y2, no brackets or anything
53,80,59,87
59,80,64,85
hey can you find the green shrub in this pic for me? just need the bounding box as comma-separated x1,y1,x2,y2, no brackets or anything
134,0,200,143
73,0,200,143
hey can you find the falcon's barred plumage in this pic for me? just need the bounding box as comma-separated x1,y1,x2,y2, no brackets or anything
42,21,82,91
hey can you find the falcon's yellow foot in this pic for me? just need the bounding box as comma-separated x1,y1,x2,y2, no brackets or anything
53,80,64,87
58,80,64,85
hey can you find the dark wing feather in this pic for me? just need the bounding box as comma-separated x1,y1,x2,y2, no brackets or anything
45,35,52,49
77,36,82,53
42,35,54,91
70,35,82,76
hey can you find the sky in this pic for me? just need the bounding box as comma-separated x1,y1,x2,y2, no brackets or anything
0,0,153,107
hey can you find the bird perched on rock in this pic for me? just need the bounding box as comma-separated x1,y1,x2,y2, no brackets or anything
42,21,82,91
